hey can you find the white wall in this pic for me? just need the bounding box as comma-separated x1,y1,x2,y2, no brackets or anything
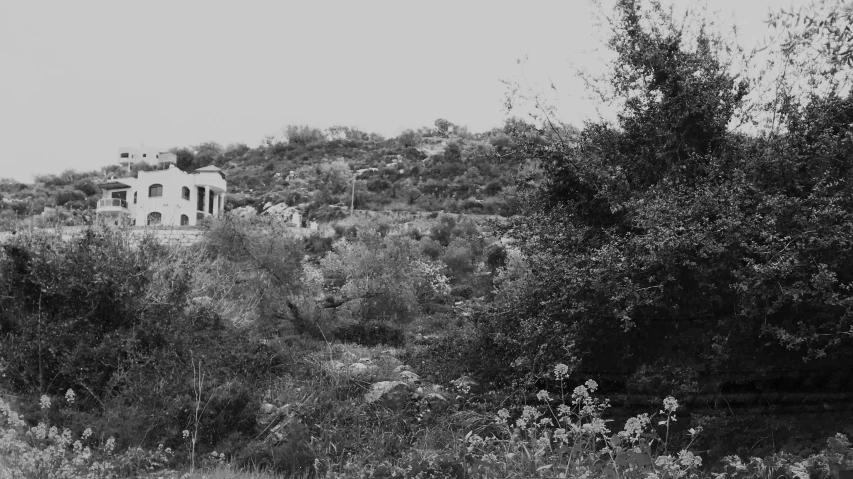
99,164,226,227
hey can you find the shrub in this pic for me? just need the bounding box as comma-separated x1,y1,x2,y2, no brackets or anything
304,232,334,256
441,239,475,277
450,284,473,300
320,229,449,323
331,321,405,347
54,188,86,206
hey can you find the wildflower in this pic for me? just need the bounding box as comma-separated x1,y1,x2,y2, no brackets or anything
620,413,650,441
521,405,542,424
677,449,702,468
581,417,610,435
182,429,190,439
64,389,76,404
536,389,551,402
553,428,569,443
39,395,51,410
82,428,92,440
496,408,510,424
165,447,173,455
104,436,116,454
584,379,598,393
663,396,679,413
572,385,589,403
554,363,570,379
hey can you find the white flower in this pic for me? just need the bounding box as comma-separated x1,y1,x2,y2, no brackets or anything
554,363,570,379
182,429,190,439
621,413,650,440
677,449,702,468
536,390,551,402
572,385,589,404
39,395,51,410
663,396,679,413
64,389,76,404
496,408,510,423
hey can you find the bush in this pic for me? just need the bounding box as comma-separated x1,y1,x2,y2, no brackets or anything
450,284,473,300
441,239,475,276
0,227,285,460
304,232,334,256
54,188,86,206
331,321,405,347
320,229,450,323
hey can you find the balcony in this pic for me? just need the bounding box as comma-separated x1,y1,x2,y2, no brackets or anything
97,198,129,213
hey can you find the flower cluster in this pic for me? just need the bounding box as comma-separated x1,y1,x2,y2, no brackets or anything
1,392,174,479
463,367,707,479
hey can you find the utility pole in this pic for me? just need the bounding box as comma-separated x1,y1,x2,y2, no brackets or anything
350,173,356,216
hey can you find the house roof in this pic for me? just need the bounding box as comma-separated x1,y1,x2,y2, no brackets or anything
195,165,225,179
97,181,132,190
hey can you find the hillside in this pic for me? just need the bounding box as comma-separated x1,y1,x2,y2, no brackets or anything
0,119,539,227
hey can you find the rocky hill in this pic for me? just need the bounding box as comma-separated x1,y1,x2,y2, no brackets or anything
0,119,538,226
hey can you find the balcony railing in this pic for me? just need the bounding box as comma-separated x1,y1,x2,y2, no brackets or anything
97,198,128,209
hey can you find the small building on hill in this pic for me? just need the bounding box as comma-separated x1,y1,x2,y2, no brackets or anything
96,148,226,227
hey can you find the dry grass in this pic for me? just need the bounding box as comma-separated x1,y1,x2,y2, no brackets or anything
179,464,287,479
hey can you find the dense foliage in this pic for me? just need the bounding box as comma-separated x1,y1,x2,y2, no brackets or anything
3,1,853,476
475,0,853,458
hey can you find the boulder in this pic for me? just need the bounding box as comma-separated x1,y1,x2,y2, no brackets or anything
347,362,375,376
398,370,420,384
365,381,412,409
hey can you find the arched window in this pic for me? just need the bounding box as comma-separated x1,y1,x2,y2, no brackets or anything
180,214,189,226
182,186,190,200
147,212,162,225
149,184,163,197
133,191,137,204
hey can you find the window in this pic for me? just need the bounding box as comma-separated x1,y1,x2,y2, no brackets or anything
133,191,137,204
120,152,129,158
180,214,189,226
197,187,205,211
147,212,162,225
142,153,147,158
182,186,190,200
149,184,163,197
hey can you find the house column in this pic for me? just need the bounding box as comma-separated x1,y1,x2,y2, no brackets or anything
202,186,209,217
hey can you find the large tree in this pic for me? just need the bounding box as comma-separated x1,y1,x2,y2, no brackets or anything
479,0,853,429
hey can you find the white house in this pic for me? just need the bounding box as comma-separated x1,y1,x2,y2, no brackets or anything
96,148,226,227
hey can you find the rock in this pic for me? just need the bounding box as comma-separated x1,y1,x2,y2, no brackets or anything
398,370,420,383
260,403,275,414
347,362,373,375
365,381,412,409
415,385,452,412
393,364,412,373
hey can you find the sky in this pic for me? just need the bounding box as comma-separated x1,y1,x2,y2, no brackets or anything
0,0,810,182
